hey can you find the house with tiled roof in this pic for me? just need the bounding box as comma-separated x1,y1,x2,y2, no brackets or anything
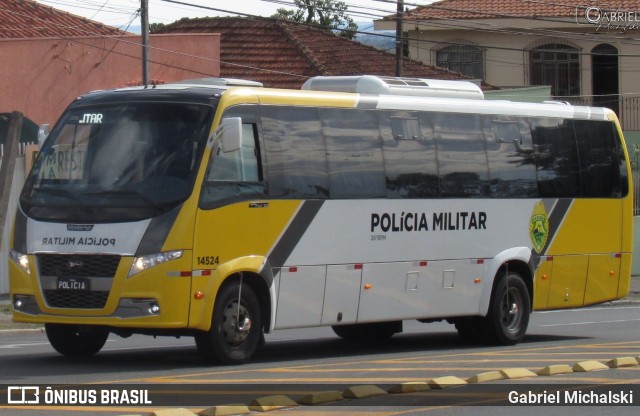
376,0,640,132
0,0,127,38
0,0,221,134
155,16,491,90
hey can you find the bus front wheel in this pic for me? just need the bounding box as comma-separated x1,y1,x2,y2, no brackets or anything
45,323,109,357
195,280,262,365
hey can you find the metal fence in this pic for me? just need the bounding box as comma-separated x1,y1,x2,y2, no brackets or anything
562,95,640,131
0,142,33,159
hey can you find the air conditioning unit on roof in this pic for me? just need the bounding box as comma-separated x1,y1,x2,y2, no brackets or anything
301,75,483,100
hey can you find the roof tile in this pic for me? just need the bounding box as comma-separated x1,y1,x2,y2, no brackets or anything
158,16,488,89
401,0,640,21
0,0,128,38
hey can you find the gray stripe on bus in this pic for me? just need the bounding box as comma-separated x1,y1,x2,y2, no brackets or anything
356,95,379,109
268,200,325,268
135,205,182,255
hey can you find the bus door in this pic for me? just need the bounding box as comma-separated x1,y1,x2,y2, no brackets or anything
191,113,271,326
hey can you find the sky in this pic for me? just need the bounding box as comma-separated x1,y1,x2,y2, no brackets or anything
35,0,434,31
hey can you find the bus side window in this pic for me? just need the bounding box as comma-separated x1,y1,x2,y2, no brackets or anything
573,119,622,198
321,108,386,199
486,118,537,198
531,118,581,197
381,112,439,198
433,112,490,198
201,122,264,207
261,106,329,199
208,124,259,182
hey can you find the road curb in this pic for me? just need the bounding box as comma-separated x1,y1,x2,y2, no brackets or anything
0,327,44,336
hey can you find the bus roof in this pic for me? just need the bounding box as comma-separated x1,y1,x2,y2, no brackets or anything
72,76,614,122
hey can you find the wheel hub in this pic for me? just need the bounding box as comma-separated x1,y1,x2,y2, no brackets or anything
222,301,252,346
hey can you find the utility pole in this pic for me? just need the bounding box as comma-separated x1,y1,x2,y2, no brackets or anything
395,0,404,77
141,0,150,86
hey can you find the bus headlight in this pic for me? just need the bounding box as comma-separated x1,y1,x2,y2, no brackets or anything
128,250,183,277
9,250,30,275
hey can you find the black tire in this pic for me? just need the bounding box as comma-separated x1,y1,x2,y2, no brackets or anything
484,271,530,345
195,280,262,365
332,321,402,342
45,324,109,357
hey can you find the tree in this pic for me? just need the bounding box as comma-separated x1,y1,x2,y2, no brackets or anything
271,0,358,40
149,22,165,33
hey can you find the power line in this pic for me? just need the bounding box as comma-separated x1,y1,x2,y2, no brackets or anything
8,0,640,93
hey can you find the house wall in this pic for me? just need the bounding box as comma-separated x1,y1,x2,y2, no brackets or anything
407,26,640,105
0,34,220,126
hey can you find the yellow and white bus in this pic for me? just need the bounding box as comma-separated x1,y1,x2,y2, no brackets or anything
8,76,633,364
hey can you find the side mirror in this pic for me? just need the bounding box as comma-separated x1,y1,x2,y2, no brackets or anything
38,124,50,145
217,117,243,153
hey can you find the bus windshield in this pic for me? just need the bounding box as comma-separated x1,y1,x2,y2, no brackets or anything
21,102,213,222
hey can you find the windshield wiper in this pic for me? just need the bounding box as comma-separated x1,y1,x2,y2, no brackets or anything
29,187,88,208
91,190,167,213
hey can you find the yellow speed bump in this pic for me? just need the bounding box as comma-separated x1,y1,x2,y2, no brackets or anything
466,371,504,383
198,405,251,416
573,360,609,372
296,390,344,405
427,376,467,389
343,385,388,399
606,357,639,368
153,409,198,416
500,368,538,380
249,395,298,412
537,364,574,376
388,382,431,394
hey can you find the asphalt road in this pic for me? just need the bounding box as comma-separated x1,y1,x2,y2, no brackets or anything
0,301,639,415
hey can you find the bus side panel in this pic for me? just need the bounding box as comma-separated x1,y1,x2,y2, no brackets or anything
584,254,621,305
544,199,623,308
274,265,326,329
618,253,633,299
321,264,362,325
546,255,589,308
356,260,484,322
533,257,553,310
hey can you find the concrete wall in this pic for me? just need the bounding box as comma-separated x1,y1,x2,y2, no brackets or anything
0,34,220,126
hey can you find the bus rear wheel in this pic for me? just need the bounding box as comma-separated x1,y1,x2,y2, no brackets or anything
45,323,109,357
454,271,530,345
195,280,262,365
485,271,530,345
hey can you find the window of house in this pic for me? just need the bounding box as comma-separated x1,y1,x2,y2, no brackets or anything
530,43,580,97
436,44,485,80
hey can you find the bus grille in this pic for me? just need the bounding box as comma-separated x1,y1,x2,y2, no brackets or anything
37,254,121,309
38,254,120,277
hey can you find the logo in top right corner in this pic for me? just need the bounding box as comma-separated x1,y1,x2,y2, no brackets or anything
576,2,640,32
529,202,549,254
